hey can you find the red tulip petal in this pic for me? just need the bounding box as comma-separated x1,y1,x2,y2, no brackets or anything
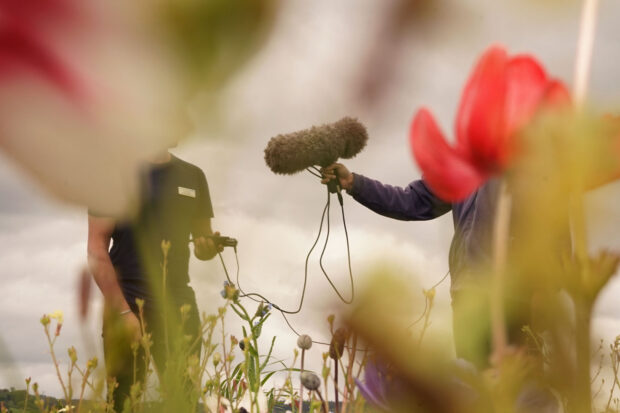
503,55,549,137
455,46,509,173
411,108,487,202
540,79,572,108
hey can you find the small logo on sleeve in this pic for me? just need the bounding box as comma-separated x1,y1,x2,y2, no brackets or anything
178,187,196,198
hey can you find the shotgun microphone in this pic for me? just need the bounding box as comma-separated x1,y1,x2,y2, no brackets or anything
264,117,368,175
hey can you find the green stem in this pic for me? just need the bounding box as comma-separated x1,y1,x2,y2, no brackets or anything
490,181,511,361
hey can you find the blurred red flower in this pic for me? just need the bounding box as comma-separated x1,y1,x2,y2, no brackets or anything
409,45,570,201
0,0,88,101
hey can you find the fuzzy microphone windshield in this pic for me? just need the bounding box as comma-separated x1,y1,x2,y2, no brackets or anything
264,117,368,175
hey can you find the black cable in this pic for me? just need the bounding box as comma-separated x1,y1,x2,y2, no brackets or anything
318,189,354,304
219,190,331,314
306,168,322,178
214,169,354,347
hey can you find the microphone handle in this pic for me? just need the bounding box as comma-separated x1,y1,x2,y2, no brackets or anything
327,177,339,194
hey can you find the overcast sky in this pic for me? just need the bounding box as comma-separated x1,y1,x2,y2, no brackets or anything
2,0,620,403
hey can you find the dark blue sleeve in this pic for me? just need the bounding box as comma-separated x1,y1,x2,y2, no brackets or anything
349,173,452,221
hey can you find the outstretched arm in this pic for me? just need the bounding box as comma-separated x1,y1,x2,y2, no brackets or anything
322,163,452,221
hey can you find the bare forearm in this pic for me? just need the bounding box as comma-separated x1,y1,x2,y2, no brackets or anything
88,253,130,310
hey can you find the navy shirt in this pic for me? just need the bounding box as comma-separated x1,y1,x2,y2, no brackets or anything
109,155,214,311
349,173,501,292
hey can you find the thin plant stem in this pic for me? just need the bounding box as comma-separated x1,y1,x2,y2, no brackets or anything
490,181,512,361
299,349,305,413
43,326,70,408
162,245,170,358
21,380,30,413
77,365,93,413
343,333,358,409
334,361,339,413
314,389,329,413
605,347,619,411
573,0,600,107
567,2,600,411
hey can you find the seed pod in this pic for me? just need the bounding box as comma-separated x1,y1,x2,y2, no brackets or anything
297,334,313,350
300,371,321,391
329,328,348,360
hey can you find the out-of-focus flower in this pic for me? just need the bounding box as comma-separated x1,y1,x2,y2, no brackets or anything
49,310,64,324
301,371,321,391
355,360,391,411
68,346,77,364
254,302,272,318
0,1,279,216
205,395,230,413
410,45,570,201
0,0,88,100
220,280,239,301
235,389,268,413
297,334,313,350
213,352,221,367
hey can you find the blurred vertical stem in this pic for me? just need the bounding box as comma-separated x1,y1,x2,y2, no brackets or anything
573,0,599,106
490,180,511,361
569,1,599,411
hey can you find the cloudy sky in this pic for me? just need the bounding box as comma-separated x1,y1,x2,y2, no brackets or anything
2,0,620,403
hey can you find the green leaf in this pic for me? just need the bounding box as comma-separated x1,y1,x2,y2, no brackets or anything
259,336,277,371
230,304,248,321
260,370,277,386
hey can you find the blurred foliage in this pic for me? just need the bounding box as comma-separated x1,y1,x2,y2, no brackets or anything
156,0,280,90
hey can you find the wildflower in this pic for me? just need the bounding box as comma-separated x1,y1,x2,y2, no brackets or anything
205,395,230,413
68,346,77,364
213,352,221,367
355,361,390,411
220,281,239,301
40,315,50,327
297,334,313,350
255,302,273,318
87,357,98,370
410,45,570,201
301,372,321,391
424,288,436,300
49,310,64,325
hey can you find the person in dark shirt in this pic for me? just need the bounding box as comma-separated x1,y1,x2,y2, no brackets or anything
320,163,537,368
87,151,222,411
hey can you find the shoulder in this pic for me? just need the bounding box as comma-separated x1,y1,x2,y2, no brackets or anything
171,155,206,179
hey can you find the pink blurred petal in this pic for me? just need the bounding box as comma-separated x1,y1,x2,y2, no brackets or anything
0,0,88,101
411,108,487,202
0,25,86,101
455,45,509,173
